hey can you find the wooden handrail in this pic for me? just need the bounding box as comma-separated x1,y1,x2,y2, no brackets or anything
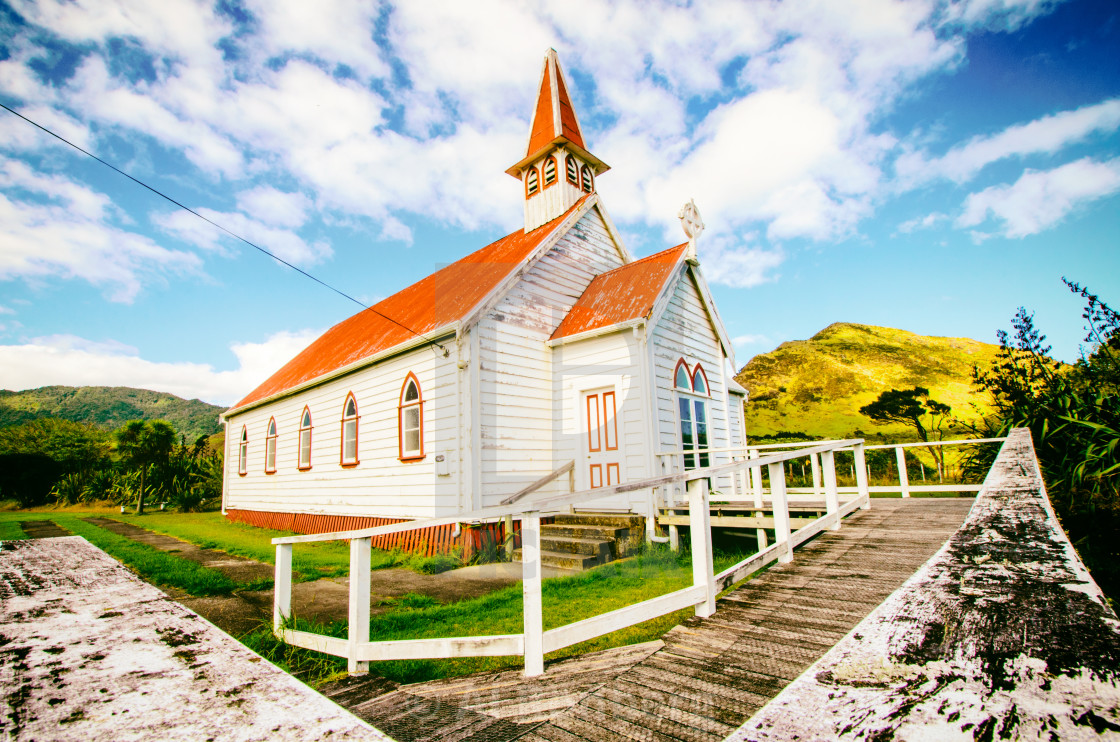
500,460,574,506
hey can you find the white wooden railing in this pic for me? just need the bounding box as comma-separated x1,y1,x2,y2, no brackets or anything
271,438,871,677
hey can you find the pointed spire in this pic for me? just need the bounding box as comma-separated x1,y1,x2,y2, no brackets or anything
505,50,609,180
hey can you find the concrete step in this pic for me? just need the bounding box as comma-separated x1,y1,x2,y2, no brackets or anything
540,536,611,559
512,548,602,571
541,523,631,542
553,512,644,528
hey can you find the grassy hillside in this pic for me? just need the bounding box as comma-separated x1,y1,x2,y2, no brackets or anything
735,323,1001,440
0,386,224,441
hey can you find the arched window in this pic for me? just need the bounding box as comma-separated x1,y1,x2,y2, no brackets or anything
543,156,557,187
674,359,709,469
238,426,248,476
399,373,424,461
264,418,277,474
525,166,539,197
341,394,359,466
566,155,578,185
674,359,691,390
298,407,312,470
580,164,593,193
691,365,710,396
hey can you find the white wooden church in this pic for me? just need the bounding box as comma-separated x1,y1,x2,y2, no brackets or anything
220,50,746,548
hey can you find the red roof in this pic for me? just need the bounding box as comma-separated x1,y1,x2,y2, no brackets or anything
230,197,591,412
551,243,687,341
526,50,586,159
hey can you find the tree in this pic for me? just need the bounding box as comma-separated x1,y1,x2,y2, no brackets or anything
114,420,176,514
0,418,110,473
859,387,953,479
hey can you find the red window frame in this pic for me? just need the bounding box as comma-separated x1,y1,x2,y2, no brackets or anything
542,156,557,188
580,164,593,193
297,406,312,471
525,166,539,198
238,425,248,476
264,417,277,474
673,358,691,390
398,372,425,462
691,364,710,396
340,393,360,467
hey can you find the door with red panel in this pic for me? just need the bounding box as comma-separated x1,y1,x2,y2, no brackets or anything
583,388,621,488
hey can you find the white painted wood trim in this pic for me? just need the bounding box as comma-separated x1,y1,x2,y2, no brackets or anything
689,478,716,617
347,537,371,674
280,629,349,657
686,263,735,364
358,634,525,661
545,318,645,347
522,512,544,677
273,543,291,632
542,585,706,653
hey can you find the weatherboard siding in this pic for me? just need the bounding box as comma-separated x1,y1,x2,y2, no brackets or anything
476,208,626,508
552,331,647,510
651,270,734,490
223,346,460,520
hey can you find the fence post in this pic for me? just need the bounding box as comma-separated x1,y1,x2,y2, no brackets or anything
750,449,767,551
665,458,680,552
521,511,544,677
821,450,839,530
687,477,716,617
348,537,371,674
896,446,911,498
274,543,292,634
503,514,515,559
854,442,870,509
768,462,792,563
811,453,822,498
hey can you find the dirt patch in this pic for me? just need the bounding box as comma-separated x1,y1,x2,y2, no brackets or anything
83,518,275,584
18,521,70,539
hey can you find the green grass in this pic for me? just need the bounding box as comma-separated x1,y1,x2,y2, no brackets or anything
0,511,242,596
0,519,26,540
245,545,756,686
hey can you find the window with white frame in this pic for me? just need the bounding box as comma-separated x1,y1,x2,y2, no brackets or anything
298,407,312,470
399,373,424,461
341,394,359,466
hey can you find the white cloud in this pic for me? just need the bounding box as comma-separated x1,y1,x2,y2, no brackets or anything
956,157,1120,238
155,208,330,266
700,237,785,289
732,333,771,348
897,98,1120,185
0,329,321,406
897,212,948,233
236,186,310,229
0,158,200,302
942,0,1063,31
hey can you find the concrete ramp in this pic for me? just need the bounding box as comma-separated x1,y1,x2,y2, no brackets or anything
0,536,392,741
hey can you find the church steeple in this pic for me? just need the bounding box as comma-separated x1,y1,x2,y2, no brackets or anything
507,50,609,231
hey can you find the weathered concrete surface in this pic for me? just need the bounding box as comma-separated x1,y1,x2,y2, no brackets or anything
0,536,391,741
19,521,70,539
729,428,1120,741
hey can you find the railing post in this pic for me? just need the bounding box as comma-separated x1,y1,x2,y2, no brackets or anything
348,537,371,674
896,446,911,498
521,511,544,677
687,477,716,618
274,543,292,634
854,442,870,509
750,448,767,551
768,462,792,563
503,514,515,559
665,457,680,552
821,450,840,530
810,453,822,499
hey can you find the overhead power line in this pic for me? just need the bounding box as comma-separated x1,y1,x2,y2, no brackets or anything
0,101,448,356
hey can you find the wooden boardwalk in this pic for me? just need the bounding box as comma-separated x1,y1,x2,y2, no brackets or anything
325,497,974,742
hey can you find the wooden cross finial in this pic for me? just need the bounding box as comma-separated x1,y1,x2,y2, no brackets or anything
678,199,704,263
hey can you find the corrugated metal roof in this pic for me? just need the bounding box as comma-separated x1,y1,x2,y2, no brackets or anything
526,50,586,160
550,243,687,341
229,197,591,412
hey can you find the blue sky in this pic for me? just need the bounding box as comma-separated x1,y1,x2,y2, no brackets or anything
0,0,1117,406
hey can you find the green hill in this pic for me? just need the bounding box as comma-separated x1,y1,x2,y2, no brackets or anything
0,386,224,441
735,323,1001,440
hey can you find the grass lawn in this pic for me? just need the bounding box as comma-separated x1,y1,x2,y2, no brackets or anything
244,545,758,686
0,509,242,596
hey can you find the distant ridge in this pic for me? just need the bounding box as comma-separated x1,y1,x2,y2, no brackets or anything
0,386,224,441
735,323,1000,439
